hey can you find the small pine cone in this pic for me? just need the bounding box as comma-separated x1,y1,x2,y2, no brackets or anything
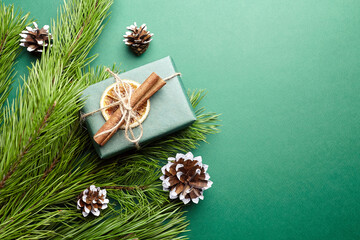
77,185,109,217
123,22,153,56
160,152,213,204
19,22,52,53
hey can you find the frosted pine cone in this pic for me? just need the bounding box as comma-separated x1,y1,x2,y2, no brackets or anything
77,185,109,217
160,152,213,204
19,22,52,53
123,22,153,56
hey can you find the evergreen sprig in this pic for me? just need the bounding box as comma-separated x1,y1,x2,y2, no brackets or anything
0,0,112,193
0,0,115,237
0,3,31,121
0,0,220,239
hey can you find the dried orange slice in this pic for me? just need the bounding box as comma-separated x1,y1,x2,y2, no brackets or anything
100,79,150,129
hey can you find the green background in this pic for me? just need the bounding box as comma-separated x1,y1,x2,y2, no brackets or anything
5,0,360,239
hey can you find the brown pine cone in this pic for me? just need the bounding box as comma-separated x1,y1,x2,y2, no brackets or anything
123,22,153,56
19,22,52,53
160,152,213,204
77,185,109,217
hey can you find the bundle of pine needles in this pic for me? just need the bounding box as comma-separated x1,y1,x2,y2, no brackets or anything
0,3,31,121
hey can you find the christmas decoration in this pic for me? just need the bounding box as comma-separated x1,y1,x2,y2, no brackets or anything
99,79,150,126
92,70,165,147
160,152,213,204
19,22,52,53
77,185,109,217
0,0,219,238
80,57,196,159
123,22,153,56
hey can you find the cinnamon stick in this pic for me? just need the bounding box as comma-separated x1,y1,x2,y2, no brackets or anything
133,78,166,110
94,72,165,146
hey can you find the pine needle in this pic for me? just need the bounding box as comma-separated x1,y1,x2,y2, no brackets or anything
0,2,31,122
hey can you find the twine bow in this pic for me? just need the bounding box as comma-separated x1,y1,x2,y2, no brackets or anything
81,68,181,149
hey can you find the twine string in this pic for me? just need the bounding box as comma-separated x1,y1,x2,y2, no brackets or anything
163,73,181,81
81,68,181,148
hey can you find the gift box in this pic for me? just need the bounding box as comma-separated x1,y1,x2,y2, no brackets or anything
81,56,196,159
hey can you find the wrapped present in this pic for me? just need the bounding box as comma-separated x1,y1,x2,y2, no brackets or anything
81,56,196,159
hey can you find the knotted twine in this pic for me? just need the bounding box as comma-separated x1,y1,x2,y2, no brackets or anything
81,68,181,149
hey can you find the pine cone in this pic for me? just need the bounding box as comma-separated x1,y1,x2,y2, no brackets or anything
19,22,52,53
77,185,109,217
160,152,213,204
123,22,153,56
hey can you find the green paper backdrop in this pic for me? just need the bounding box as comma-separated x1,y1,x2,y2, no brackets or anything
4,0,360,239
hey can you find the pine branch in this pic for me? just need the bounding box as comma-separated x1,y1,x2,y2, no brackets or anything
0,63,217,239
0,101,56,188
0,0,113,198
0,2,31,121
0,1,114,237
